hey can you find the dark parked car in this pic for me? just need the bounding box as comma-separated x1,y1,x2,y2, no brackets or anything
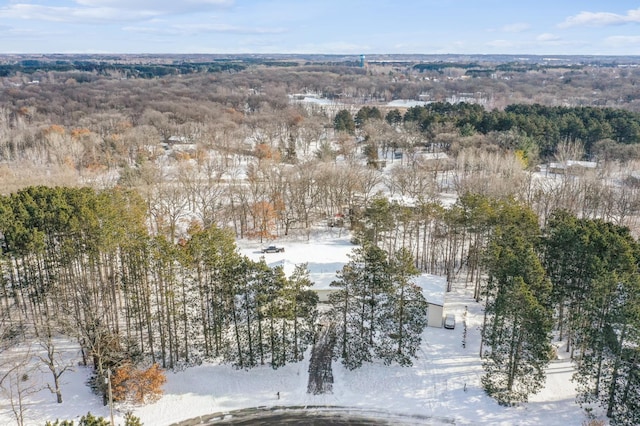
444,313,456,329
261,245,285,253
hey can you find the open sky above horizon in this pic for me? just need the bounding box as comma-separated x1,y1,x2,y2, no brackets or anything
1,1,640,56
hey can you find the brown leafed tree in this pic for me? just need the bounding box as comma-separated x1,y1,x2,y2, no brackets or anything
112,363,166,404
248,200,278,242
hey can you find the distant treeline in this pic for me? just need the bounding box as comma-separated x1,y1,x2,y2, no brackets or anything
401,103,640,157
0,59,306,78
413,62,482,71
1,57,628,78
412,61,585,74
0,59,363,79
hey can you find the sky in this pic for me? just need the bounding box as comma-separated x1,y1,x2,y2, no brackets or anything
1,1,640,55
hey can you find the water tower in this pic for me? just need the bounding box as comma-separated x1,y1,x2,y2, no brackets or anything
360,54,365,68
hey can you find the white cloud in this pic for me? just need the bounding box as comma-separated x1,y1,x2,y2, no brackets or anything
0,4,156,22
536,33,560,42
74,0,233,12
124,23,286,36
76,0,230,4
483,36,581,54
0,26,68,38
486,39,516,49
290,41,371,54
0,1,233,23
559,8,640,28
604,35,640,46
502,22,530,33
176,23,285,34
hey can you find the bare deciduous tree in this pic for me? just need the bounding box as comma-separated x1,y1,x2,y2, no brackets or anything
0,345,43,426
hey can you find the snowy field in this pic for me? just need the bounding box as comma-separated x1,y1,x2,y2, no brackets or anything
0,231,587,426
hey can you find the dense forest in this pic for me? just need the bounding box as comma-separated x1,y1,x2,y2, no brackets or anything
0,59,249,78
401,102,640,158
1,56,640,424
2,186,638,423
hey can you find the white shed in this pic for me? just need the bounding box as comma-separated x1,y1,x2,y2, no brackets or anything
412,274,448,328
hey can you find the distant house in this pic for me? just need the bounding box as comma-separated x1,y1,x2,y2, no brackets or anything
416,151,454,171
548,160,597,175
166,135,191,145
162,135,197,152
394,149,454,171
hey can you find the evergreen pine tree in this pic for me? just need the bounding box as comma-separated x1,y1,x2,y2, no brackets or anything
377,248,428,366
330,244,429,369
333,110,355,134
482,211,553,406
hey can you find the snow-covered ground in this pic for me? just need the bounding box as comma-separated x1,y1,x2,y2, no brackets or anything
387,99,432,108
0,232,587,426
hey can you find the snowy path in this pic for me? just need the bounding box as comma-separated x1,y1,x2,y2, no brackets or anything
307,319,336,395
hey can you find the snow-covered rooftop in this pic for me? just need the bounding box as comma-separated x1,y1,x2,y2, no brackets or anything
413,274,447,306
548,160,597,170
386,99,432,108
